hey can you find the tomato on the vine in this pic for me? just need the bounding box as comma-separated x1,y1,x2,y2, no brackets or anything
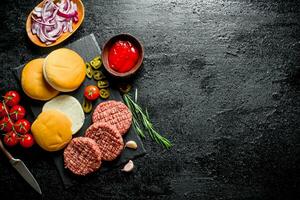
4,91,20,107
84,85,100,101
0,116,13,132
14,119,31,134
3,131,19,147
9,105,26,121
19,133,34,148
0,102,6,118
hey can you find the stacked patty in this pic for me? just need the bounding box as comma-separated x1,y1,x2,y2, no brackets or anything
85,122,124,161
64,137,102,176
92,101,132,135
64,100,132,175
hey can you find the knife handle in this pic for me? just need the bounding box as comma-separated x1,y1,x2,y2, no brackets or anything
0,139,13,160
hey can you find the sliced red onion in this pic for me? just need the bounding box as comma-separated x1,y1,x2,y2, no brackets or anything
40,26,58,42
57,4,77,19
63,22,68,32
34,7,43,12
63,0,71,12
45,8,58,22
73,16,78,23
68,20,73,32
48,22,63,37
57,10,77,18
32,12,41,18
31,23,37,34
32,15,55,26
71,1,77,11
31,0,78,45
38,30,47,43
58,2,65,11
32,8,42,18
41,0,51,21
43,11,52,20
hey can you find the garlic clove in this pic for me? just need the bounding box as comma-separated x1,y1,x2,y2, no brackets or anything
125,140,137,149
121,160,134,172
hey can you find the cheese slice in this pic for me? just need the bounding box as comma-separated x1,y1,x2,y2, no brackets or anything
42,95,85,134
43,48,86,92
31,109,72,152
21,58,59,101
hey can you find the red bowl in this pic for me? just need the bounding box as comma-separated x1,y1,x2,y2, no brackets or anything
101,33,144,78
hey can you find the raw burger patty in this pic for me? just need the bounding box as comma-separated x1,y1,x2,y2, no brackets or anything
64,137,102,176
85,122,124,161
92,100,132,135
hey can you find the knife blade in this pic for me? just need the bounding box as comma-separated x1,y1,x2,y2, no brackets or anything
0,139,42,195
10,158,42,195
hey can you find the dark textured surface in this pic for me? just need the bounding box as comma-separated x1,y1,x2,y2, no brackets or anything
0,0,300,199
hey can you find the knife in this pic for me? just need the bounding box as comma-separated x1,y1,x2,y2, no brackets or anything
0,139,42,195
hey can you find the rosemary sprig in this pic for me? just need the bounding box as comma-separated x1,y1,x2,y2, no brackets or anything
123,94,172,149
123,94,144,138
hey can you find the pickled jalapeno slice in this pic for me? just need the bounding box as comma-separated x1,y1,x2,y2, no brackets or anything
86,62,94,79
93,56,101,61
82,98,93,113
90,58,102,69
97,80,109,89
99,88,110,99
93,70,106,80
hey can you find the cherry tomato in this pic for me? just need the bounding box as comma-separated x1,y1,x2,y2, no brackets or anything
3,131,18,147
84,85,100,101
0,102,6,118
9,105,26,121
19,133,34,148
0,117,13,132
4,91,21,107
14,119,31,134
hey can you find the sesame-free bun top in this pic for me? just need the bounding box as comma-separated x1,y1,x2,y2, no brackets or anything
31,109,72,152
43,48,86,92
21,58,59,101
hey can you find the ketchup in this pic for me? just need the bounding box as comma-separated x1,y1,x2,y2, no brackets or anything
108,40,139,73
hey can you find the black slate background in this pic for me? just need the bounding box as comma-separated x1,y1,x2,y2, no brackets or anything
0,0,300,199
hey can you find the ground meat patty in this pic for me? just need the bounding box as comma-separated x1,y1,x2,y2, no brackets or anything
64,137,102,176
85,122,124,161
92,100,132,135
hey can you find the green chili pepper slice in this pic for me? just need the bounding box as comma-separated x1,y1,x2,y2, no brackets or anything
82,98,93,113
97,80,109,89
93,70,106,80
90,58,102,70
99,88,110,99
94,56,101,61
86,63,94,79
118,83,132,94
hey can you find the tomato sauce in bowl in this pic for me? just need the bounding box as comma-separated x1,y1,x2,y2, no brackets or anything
102,33,144,78
108,40,139,73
